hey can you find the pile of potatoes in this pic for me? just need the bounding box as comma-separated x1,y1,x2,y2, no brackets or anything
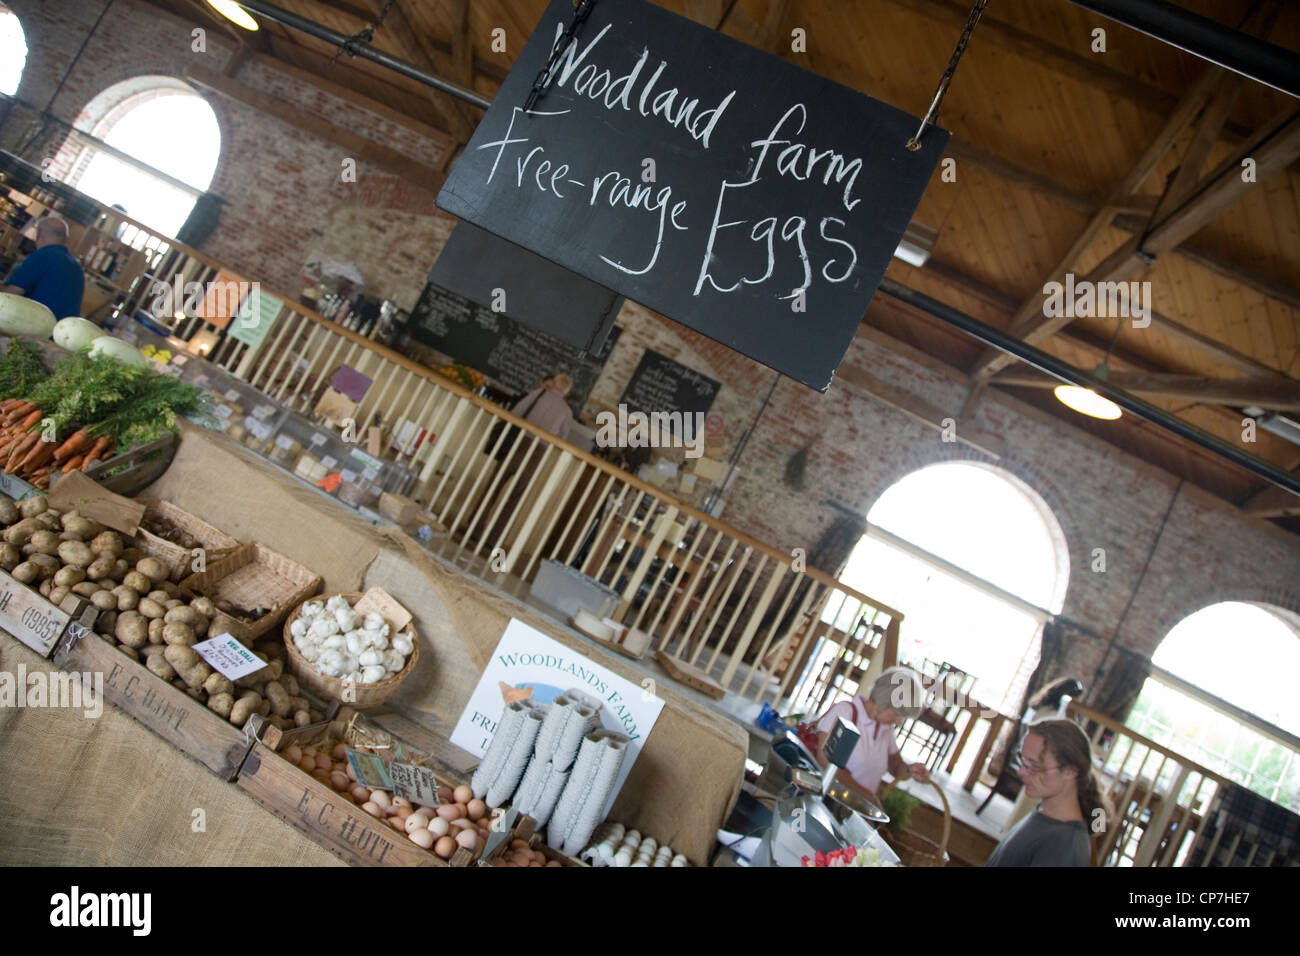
0,493,325,730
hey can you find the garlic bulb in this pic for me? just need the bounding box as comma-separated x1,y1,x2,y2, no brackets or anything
363,612,385,631
360,665,386,683
290,618,307,639
368,632,389,652
382,648,405,672
358,649,384,667
391,633,414,656
320,634,346,651
310,616,340,639
335,608,358,631
345,632,365,655
326,595,350,613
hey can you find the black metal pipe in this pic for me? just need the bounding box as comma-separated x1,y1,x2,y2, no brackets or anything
235,0,493,110
1065,0,1300,98
877,278,1300,497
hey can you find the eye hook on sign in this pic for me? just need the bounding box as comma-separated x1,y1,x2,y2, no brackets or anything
905,0,989,151
524,0,600,113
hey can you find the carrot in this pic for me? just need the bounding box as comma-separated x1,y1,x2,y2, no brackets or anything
80,437,112,469
18,409,41,430
53,427,94,461
0,399,22,412
5,433,38,472
61,455,85,473
18,440,55,474
4,402,36,423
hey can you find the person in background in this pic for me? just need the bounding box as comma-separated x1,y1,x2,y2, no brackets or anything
1,215,85,319
809,666,931,804
1004,677,1085,827
511,373,574,442
985,718,1111,867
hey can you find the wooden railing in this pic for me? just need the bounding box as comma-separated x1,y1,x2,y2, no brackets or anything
1069,701,1232,867
36,193,905,712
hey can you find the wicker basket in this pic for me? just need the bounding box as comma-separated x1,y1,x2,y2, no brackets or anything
133,498,240,582
179,542,322,643
879,778,952,867
281,591,420,709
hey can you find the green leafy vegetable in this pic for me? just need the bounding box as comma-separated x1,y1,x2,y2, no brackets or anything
882,785,921,837
0,340,50,399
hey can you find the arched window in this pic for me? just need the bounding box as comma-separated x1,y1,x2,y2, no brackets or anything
1127,602,1300,810
836,462,1069,713
53,77,221,236
0,4,27,97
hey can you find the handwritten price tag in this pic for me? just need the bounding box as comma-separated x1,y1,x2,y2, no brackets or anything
193,634,267,680
390,763,439,805
354,586,412,632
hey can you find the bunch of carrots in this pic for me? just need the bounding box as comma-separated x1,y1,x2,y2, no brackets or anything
0,398,114,489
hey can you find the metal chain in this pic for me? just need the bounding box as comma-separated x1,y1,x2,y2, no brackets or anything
329,0,399,67
906,0,990,151
524,0,599,112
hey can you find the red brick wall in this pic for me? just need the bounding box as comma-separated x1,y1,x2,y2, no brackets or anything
5,0,1297,710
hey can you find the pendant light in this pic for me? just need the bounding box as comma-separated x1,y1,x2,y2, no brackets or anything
206,1,260,31
1054,318,1123,421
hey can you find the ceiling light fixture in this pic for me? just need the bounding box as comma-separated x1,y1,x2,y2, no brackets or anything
1055,318,1124,420
207,0,259,31
893,221,937,267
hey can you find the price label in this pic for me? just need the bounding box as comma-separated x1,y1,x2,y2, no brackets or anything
347,749,393,790
354,586,412,632
340,468,358,483
275,435,294,450
214,405,233,420
309,433,327,447
321,456,337,469
253,405,276,420
362,468,378,481
224,389,240,401
0,571,71,655
193,634,268,680
390,763,439,806
349,449,383,472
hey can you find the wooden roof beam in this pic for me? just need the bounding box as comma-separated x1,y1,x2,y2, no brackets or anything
990,369,1300,412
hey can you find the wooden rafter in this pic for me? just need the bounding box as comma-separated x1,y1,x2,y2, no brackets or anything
989,369,1300,413
449,0,473,88
376,0,479,142
1241,478,1300,518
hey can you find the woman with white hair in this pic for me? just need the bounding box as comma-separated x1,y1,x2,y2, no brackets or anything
809,666,931,804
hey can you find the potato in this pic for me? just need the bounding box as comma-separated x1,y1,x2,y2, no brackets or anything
257,698,271,717
48,585,69,606
38,577,51,596
164,605,200,627
57,540,94,568
148,618,165,644
192,616,209,638
11,561,39,583
171,678,187,691
115,611,150,649
121,547,142,563
116,644,139,662
122,570,151,593
137,598,166,620
185,687,204,701
264,680,291,717
53,566,86,588
162,622,196,647
229,691,262,725
61,513,102,538
136,557,168,585
310,709,325,724
145,654,176,682
112,585,139,611
111,558,129,580
294,710,312,728
281,674,300,697
19,496,47,519
147,589,171,604
0,498,18,525
85,554,116,581
160,581,182,598
207,692,234,719
27,530,61,555
0,542,19,571
162,642,202,669
88,531,124,554
71,581,103,597
28,553,59,578
4,518,44,546
90,590,118,611
203,672,234,697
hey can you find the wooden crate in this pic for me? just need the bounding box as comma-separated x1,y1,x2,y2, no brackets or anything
133,498,240,581
0,571,81,657
54,434,180,498
179,541,322,643
236,720,474,867
51,621,256,780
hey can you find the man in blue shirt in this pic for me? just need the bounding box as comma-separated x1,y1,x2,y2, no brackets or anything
1,216,85,319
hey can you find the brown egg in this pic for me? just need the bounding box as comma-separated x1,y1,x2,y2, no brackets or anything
435,804,462,821
350,784,370,802
392,797,412,811
314,753,332,771
546,860,562,868
329,771,350,791
428,817,451,838
311,769,331,784
370,790,392,811
448,818,475,834
434,836,457,859
332,743,348,760
283,745,303,764
409,829,435,850
416,806,439,818
302,747,318,759
361,801,383,818
395,805,413,820
466,799,487,821
405,813,430,833
453,785,473,804
387,817,406,833
298,757,316,773
436,784,454,804
455,830,478,852
345,763,357,783
510,839,529,849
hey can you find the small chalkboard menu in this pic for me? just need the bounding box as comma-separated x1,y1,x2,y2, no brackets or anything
619,349,720,419
436,0,949,391
406,282,619,414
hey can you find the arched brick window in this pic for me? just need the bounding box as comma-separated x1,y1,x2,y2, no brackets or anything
0,3,26,97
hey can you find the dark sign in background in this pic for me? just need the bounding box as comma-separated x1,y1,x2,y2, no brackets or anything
619,349,720,420
437,0,948,390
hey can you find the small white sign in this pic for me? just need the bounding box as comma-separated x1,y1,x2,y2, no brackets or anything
309,433,327,447
340,468,358,483
321,456,337,469
390,762,439,805
193,634,268,680
275,434,294,450
253,404,276,420
224,388,240,402
214,404,233,420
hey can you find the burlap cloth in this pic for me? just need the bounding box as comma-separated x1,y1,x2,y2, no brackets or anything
0,423,745,865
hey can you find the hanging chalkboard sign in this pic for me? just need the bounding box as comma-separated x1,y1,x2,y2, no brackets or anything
619,349,719,420
406,281,619,414
436,0,949,391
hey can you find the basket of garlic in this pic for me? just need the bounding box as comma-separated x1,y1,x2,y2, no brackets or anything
282,592,419,708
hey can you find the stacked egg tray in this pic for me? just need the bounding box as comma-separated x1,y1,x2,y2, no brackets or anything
579,821,690,867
